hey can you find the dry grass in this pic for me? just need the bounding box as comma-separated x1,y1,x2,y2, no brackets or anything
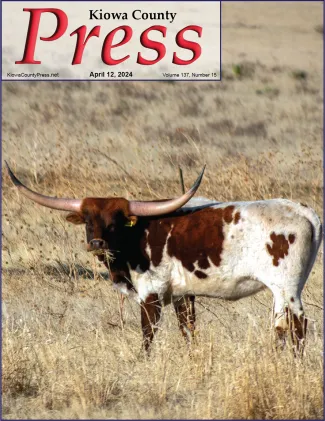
2,2,323,419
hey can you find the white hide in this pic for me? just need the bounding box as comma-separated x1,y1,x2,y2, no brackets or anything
125,198,322,327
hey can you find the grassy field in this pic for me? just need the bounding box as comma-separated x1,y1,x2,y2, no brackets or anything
2,2,323,419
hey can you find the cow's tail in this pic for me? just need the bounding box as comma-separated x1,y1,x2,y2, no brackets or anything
297,204,323,282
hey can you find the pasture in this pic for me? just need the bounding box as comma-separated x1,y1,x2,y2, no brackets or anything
2,2,323,419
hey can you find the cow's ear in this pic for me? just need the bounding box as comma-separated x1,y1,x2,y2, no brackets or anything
66,212,85,225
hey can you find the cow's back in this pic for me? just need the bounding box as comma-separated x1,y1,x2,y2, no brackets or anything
151,199,321,300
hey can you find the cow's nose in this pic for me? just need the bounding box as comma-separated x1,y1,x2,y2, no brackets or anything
90,239,105,250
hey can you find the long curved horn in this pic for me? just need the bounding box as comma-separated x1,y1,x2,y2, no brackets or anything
129,165,206,216
5,161,82,212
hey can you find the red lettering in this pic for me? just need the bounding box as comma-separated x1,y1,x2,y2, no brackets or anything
172,25,202,65
70,26,101,65
137,25,167,65
101,26,132,65
15,8,68,64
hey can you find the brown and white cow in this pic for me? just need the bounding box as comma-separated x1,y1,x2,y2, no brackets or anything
6,162,322,353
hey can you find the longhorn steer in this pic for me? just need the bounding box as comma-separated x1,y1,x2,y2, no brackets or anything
6,162,322,353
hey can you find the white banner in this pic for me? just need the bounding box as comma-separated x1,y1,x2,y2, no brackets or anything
2,1,221,81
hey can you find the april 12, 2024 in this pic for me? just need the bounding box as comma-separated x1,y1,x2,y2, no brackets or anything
89,71,219,78
90,71,133,78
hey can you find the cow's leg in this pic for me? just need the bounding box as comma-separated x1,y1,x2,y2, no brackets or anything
273,287,307,356
173,295,196,344
141,293,162,353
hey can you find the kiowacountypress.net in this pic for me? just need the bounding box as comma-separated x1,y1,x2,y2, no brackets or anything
6,72,60,78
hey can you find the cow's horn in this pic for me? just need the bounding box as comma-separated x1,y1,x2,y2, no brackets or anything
5,161,82,212
129,165,206,216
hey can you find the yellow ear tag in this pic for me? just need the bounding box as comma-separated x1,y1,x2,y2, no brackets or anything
125,220,135,227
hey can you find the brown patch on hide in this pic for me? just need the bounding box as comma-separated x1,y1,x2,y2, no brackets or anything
234,212,241,224
266,232,295,266
198,255,210,269
223,205,235,223
300,202,308,208
194,270,208,279
149,234,165,267
146,205,240,274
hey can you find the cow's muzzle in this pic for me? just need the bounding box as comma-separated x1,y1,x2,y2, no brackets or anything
87,239,109,253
